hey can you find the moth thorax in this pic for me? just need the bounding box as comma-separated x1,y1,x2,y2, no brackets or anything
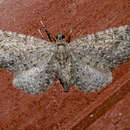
56,44,69,62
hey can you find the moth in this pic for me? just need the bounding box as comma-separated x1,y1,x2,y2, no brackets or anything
0,21,129,94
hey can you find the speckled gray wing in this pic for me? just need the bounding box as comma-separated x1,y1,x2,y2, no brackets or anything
71,52,112,92
0,30,56,94
70,25,130,92
71,25,130,70
13,60,56,94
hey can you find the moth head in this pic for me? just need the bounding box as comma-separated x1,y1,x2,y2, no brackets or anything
56,33,65,41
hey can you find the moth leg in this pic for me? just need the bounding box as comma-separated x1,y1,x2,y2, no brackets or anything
40,20,56,42
67,28,72,43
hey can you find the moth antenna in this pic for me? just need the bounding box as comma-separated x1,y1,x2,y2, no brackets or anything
69,28,73,34
40,20,56,42
38,29,45,39
67,28,73,43
40,20,46,28
65,20,85,42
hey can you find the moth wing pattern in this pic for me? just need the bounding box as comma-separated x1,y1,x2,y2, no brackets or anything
0,30,56,94
70,25,130,92
70,52,112,92
70,25,130,71
13,61,56,94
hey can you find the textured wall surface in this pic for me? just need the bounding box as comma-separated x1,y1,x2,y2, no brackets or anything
0,0,129,129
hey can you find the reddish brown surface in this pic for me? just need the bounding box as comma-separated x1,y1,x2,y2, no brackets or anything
0,0,130,130
87,92,130,130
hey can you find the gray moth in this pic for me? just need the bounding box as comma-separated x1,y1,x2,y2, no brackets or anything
0,23,130,94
